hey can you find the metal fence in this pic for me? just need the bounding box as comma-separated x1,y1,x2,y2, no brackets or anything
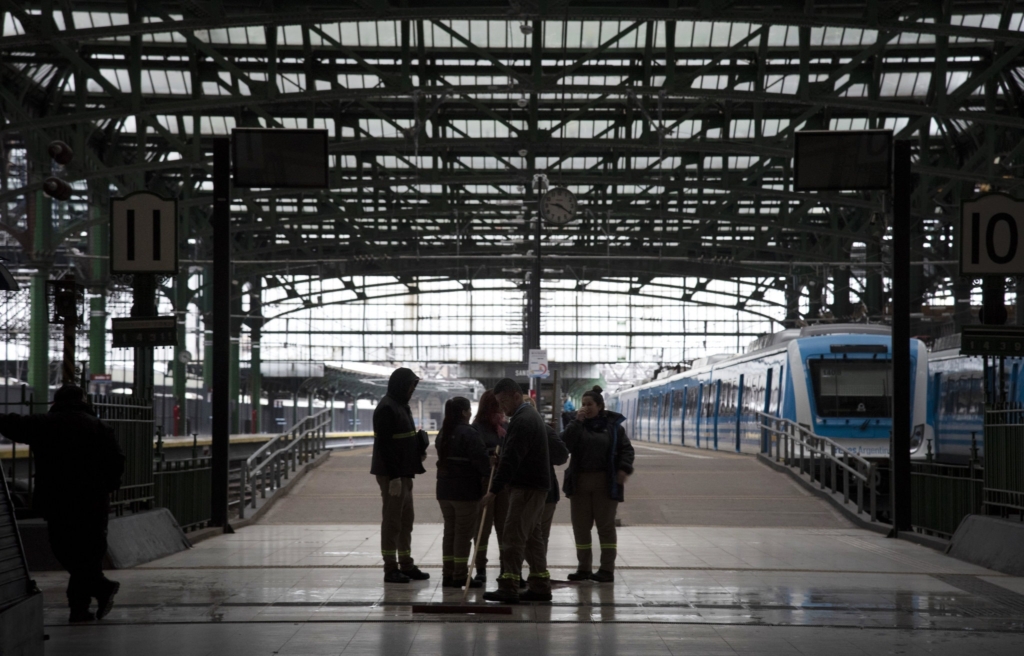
910,461,983,538
238,409,330,519
154,458,211,532
91,393,154,515
757,412,879,522
983,404,1024,515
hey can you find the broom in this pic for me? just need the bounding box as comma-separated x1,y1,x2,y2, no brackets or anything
412,445,511,615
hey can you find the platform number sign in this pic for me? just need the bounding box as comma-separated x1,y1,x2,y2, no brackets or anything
110,191,178,274
960,193,1024,276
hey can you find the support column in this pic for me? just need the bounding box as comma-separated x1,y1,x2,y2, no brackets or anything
132,274,156,396
88,193,107,390
783,277,802,328
173,269,189,435
202,267,214,434
866,238,884,320
832,265,852,321
28,189,51,406
250,276,262,434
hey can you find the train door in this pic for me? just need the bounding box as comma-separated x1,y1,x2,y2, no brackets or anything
761,368,774,453
679,387,688,446
736,375,744,452
695,384,704,447
711,380,721,450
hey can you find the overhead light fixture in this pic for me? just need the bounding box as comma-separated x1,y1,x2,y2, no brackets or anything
516,97,528,108
519,23,533,35
518,149,528,157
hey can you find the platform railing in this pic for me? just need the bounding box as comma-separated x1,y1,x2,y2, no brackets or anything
983,403,1024,516
238,409,331,519
757,412,878,522
154,457,212,532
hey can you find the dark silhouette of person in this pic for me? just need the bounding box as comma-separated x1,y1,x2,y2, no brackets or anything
0,385,124,622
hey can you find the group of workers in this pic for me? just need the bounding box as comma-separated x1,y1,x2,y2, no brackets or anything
370,368,636,604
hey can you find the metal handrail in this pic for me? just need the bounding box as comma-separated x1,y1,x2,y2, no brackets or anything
238,409,331,519
756,411,879,522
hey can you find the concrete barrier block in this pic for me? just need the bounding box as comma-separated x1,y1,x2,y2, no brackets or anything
948,514,1024,576
106,508,191,569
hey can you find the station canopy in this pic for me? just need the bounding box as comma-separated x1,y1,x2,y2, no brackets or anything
1,1,1022,370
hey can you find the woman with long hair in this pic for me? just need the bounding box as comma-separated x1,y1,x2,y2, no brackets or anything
561,385,635,583
471,390,507,582
436,396,491,588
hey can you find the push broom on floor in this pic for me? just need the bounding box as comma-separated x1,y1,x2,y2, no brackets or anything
412,446,512,615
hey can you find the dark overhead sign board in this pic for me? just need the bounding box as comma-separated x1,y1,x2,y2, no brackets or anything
960,325,1024,358
232,128,329,189
112,316,178,348
959,193,1024,276
794,129,893,191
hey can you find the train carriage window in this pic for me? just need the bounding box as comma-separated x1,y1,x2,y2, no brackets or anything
809,359,893,417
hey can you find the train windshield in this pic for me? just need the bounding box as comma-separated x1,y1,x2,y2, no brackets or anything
809,359,892,418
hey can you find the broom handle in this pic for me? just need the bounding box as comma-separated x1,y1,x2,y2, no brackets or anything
463,444,500,603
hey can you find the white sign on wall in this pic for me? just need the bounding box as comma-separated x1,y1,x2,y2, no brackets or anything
960,193,1024,276
110,191,178,274
528,349,549,378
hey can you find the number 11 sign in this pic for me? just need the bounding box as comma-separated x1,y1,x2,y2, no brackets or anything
110,191,178,274
960,193,1024,276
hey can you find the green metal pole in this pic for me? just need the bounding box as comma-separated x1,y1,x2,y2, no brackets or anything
173,269,188,435
28,190,51,408
250,276,262,434
202,266,214,435
88,193,107,389
229,335,240,435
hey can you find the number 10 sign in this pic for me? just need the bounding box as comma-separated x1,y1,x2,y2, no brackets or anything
960,193,1024,276
110,191,178,274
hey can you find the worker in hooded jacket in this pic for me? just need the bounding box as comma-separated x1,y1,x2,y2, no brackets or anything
371,367,430,583
561,385,635,583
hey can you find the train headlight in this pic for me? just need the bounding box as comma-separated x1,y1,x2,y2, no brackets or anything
910,424,925,452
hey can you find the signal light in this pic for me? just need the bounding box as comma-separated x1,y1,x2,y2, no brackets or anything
48,140,74,165
43,177,73,201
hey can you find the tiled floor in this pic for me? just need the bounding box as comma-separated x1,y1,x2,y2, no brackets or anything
30,444,1024,655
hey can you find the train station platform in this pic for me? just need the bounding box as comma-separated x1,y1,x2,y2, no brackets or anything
31,443,1024,655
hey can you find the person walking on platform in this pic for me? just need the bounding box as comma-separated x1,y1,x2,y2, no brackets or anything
561,386,635,583
0,385,124,622
435,397,492,589
480,378,552,604
471,390,507,582
371,367,430,583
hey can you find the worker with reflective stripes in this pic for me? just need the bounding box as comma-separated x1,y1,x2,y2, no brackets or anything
435,397,492,589
371,367,430,583
561,385,635,583
480,378,552,604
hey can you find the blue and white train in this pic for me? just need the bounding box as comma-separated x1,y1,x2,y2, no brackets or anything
607,324,930,460
927,335,1021,463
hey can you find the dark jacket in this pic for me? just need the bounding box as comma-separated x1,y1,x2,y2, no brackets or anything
490,402,550,494
546,424,569,504
0,400,124,520
370,368,428,479
561,410,635,503
472,419,504,457
435,423,491,501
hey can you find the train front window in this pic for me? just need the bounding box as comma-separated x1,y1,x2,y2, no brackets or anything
809,360,893,418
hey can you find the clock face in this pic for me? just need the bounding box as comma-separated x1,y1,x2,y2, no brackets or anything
540,187,577,225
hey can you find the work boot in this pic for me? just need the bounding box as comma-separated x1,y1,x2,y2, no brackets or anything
400,566,430,581
590,570,614,583
384,570,411,584
442,576,460,588
95,581,120,620
68,609,95,623
463,578,483,589
519,589,552,603
473,567,487,583
482,588,520,604
567,570,592,582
